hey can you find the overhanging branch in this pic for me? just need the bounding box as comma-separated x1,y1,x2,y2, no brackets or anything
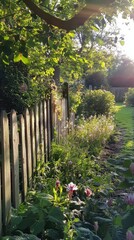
23,0,114,31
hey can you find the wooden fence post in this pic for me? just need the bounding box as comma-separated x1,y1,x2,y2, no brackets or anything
10,110,19,208
34,104,40,163
1,111,11,230
39,102,45,163
47,99,51,160
19,115,27,201
24,109,32,188
43,101,48,162
0,168,2,236
30,109,36,174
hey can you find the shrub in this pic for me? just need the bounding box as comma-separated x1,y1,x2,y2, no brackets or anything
77,89,115,118
49,115,115,184
124,88,134,106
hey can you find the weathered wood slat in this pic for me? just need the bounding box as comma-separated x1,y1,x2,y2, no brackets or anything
0,168,2,236
47,99,51,159
30,109,36,174
43,101,48,162
24,109,32,188
1,111,11,229
10,110,19,208
35,104,40,163
39,102,45,162
19,115,27,201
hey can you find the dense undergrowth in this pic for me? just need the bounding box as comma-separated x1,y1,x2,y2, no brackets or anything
2,103,134,240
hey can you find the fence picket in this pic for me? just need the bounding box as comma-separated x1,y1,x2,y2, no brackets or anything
35,104,40,163
19,115,27,201
0,168,2,236
10,110,19,208
39,102,45,162
0,92,69,234
1,111,11,229
43,101,48,161
25,109,32,187
30,109,36,174
47,99,51,159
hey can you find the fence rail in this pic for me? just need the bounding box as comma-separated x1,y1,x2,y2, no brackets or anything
0,95,69,235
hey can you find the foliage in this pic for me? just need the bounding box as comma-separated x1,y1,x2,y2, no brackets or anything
85,71,107,89
77,89,115,118
108,58,134,87
124,88,134,107
6,193,64,239
0,61,51,112
49,115,115,185
2,104,134,240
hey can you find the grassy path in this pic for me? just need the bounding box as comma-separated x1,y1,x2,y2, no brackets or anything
115,103,134,156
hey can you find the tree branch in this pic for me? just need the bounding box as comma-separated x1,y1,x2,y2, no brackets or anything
23,0,114,31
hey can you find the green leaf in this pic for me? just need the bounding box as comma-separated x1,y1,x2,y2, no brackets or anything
30,219,45,235
4,36,9,40
14,54,21,62
96,37,104,46
48,206,64,223
101,61,105,68
21,55,30,65
91,25,100,32
113,215,122,227
103,231,112,240
94,217,112,223
120,40,125,46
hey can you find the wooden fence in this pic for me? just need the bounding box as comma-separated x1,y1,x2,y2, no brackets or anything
0,95,69,235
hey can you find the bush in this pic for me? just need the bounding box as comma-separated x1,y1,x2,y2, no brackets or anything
124,88,134,106
49,115,115,184
77,89,115,118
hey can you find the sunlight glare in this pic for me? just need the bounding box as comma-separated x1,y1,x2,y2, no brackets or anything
117,16,134,60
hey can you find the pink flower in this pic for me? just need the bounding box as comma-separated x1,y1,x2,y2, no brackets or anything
125,193,134,205
85,188,92,198
55,180,60,190
126,230,134,240
130,162,134,175
66,182,78,200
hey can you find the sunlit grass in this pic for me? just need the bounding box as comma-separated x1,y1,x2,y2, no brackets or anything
115,103,134,131
115,103,134,153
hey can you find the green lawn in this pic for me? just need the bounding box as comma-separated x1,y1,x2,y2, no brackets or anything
115,103,134,153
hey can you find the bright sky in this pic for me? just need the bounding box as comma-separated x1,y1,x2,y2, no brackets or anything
117,15,134,60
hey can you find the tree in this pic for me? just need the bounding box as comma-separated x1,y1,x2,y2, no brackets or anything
109,57,134,87
22,0,115,31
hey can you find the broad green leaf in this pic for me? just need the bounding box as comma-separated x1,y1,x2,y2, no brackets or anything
113,215,122,227
21,55,30,65
4,36,9,40
14,54,21,63
48,206,64,223
120,40,125,46
30,219,45,235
